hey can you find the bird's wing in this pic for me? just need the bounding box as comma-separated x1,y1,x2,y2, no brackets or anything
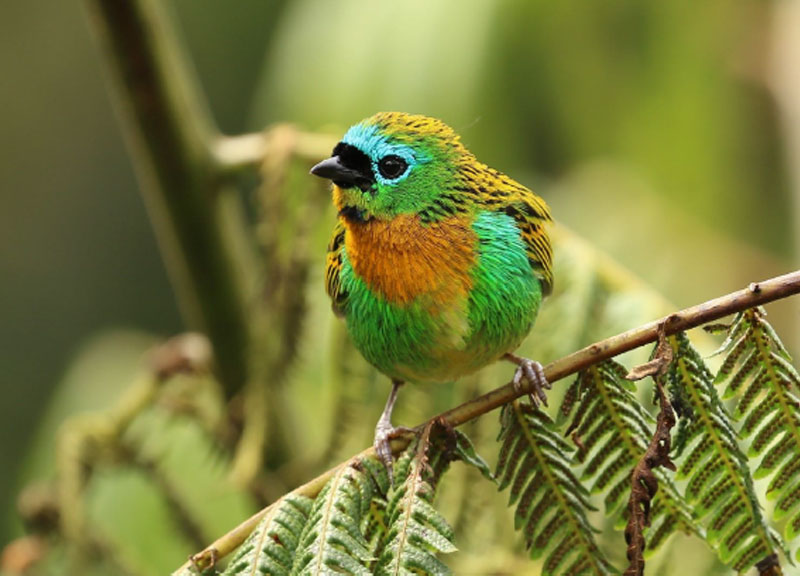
502,191,553,296
467,164,554,296
325,220,348,316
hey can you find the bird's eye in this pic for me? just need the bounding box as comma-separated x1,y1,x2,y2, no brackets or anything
377,155,408,180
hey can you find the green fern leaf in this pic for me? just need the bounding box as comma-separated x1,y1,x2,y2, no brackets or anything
565,361,702,552
356,457,391,556
452,429,494,482
373,427,458,576
496,400,615,575
291,461,376,575
715,308,800,542
666,332,780,572
221,494,313,576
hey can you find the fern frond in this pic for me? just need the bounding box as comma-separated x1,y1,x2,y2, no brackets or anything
564,361,701,552
666,332,780,572
440,403,504,557
291,461,376,575
357,457,391,556
221,494,313,576
373,424,458,576
716,307,800,542
452,428,494,482
496,400,615,575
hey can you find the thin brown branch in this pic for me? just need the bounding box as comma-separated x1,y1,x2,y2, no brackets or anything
756,553,784,576
172,269,800,574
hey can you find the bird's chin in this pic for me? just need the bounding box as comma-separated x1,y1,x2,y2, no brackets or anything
334,186,371,221
339,204,371,223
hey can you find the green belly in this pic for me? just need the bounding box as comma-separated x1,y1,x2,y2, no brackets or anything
340,211,543,383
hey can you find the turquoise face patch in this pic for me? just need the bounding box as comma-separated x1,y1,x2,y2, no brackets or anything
342,122,430,186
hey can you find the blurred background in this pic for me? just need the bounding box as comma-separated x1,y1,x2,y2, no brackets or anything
2,0,799,574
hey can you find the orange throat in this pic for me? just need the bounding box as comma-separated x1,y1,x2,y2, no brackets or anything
343,213,476,306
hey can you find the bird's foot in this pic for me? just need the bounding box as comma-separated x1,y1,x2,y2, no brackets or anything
505,353,551,407
374,418,414,484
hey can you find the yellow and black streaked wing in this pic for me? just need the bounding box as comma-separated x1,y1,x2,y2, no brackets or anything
325,220,348,316
462,163,554,296
503,195,553,296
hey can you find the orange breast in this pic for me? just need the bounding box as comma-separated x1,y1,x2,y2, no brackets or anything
343,213,476,306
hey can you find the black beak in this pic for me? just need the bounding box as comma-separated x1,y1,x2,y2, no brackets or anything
310,156,373,191
310,156,359,183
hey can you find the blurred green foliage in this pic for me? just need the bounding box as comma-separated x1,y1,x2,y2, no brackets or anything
2,0,799,574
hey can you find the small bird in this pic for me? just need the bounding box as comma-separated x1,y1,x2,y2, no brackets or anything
311,112,553,472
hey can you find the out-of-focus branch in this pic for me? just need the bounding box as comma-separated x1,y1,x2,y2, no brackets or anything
212,131,339,182
174,270,800,574
84,0,255,398
84,0,342,493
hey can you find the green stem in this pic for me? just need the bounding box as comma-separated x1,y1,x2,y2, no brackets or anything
84,0,253,398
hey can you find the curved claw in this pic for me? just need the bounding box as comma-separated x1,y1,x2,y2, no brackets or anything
374,422,413,484
506,354,550,407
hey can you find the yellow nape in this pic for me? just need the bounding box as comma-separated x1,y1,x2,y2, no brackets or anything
370,111,465,148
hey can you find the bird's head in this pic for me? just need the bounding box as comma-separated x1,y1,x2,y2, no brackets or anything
311,112,470,222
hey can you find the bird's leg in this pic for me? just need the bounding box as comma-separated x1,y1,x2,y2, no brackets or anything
374,379,413,482
503,352,551,407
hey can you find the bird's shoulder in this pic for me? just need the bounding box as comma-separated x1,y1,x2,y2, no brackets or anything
459,161,554,295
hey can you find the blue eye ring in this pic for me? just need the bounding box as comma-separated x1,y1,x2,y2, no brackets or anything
377,155,408,180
